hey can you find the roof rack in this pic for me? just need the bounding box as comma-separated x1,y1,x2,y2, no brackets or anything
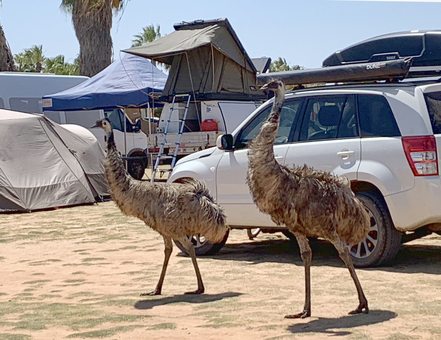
257,58,413,86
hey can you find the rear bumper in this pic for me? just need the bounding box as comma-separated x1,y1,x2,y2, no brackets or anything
385,176,441,232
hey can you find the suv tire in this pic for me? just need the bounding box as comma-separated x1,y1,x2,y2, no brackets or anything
351,192,402,267
174,230,230,256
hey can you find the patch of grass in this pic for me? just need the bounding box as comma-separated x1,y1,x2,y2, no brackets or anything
0,299,146,333
67,325,144,338
23,280,51,286
28,259,61,266
63,279,86,284
81,258,107,262
147,323,176,330
0,334,32,340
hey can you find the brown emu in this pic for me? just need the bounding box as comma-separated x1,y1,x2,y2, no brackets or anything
93,118,227,295
246,80,370,318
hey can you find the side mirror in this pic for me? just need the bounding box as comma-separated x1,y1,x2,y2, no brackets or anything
216,134,234,151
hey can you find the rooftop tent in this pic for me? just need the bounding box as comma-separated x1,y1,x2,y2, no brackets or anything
323,30,441,76
124,18,266,101
42,53,168,111
0,110,108,213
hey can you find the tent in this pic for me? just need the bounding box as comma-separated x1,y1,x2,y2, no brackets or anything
124,18,266,102
0,110,108,213
42,53,168,111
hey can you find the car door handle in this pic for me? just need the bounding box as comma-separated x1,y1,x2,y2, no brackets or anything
275,155,284,163
337,149,355,159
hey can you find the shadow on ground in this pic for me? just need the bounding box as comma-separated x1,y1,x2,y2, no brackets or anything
134,292,242,310
287,310,397,336
187,236,441,275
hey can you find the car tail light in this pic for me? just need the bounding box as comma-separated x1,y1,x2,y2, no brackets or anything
402,136,438,176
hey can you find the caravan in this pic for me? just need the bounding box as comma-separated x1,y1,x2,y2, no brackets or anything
0,72,88,113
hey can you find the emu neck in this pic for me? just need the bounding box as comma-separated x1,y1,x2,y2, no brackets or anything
104,130,133,207
247,90,286,206
250,91,284,163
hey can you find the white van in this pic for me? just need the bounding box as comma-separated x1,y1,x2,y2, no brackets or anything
0,72,88,113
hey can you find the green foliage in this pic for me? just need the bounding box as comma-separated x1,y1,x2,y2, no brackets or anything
132,24,161,47
270,57,303,72
14,45,79,75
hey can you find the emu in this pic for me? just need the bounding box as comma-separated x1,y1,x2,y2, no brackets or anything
246,80,370,318
93,118,227,295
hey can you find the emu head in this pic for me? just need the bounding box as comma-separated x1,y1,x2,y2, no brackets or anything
261,79,284,92
91,118,113,138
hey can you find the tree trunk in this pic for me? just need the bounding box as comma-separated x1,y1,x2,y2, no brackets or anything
72,0,112,77
0,24,15,71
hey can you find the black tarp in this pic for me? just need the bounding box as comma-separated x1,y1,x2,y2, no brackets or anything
124,18,266,101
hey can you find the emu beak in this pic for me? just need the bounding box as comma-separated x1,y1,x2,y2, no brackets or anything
91,122,100,128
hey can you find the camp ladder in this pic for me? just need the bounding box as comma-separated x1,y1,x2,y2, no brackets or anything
150,94,191,182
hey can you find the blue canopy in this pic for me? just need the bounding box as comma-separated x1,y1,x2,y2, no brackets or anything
43,52,167,111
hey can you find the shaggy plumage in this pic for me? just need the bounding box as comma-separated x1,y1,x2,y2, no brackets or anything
93,118,227,295
247,80,370,318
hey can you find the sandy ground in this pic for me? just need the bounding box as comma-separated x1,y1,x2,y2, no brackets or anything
1,201,441,340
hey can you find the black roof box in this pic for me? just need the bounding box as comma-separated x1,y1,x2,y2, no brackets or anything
323,30,441,76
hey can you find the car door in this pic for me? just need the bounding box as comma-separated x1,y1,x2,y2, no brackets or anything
284,94,361,180
215,98,303,227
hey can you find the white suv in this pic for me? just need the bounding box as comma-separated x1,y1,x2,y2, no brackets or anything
168,79,441,267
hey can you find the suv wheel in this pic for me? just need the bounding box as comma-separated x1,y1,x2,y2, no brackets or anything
350,192,402,267
174,230,230,256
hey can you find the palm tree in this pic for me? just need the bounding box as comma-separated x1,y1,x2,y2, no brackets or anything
132,24,161,47
0,1,15,71
45,55,79,75
60,0,127,77
14,45,45,72
270,57,302,72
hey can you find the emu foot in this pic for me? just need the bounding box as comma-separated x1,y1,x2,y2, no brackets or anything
184,288,204,295
140,288,161,296
349,301,369,315
284,310,311,319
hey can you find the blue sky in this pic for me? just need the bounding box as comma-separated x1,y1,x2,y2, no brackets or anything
1,0,441,69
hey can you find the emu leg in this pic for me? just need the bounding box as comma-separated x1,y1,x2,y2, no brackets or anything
285,233,312,319
178,237,205,294
141,236,173,296
331,239,369,315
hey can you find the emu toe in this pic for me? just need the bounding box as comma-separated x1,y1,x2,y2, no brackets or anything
284,310,311,319
140,288,162,296
184,287,205,295
349,301,369,315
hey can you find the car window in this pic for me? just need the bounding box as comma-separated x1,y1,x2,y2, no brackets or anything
236,99,302,150
299,96,350,141
358,94,400,137
424,91,441,134
9,97,42,113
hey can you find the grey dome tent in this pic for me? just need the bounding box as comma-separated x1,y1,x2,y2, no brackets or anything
0,110,108,213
